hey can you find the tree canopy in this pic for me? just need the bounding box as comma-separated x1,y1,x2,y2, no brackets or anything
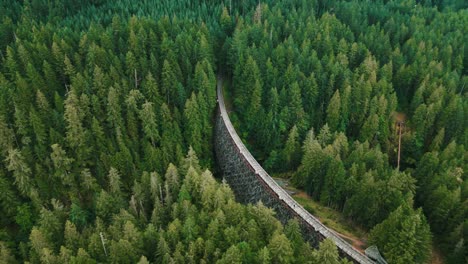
224,1,466,263
0,0,466,263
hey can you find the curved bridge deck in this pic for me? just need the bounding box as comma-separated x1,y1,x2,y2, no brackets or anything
214,76,374,264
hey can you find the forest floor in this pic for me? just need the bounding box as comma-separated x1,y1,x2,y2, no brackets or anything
272,176,369,252
430,247,444,264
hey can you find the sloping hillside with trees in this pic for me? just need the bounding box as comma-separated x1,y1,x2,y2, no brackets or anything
0,0,466,263
0,1,353,263
224,1,466,263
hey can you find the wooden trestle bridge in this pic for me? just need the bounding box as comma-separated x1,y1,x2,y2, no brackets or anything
214,76,376,264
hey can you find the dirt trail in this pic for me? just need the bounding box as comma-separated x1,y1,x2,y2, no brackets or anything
430,247,444,264
283,184,369,252
335,231,367,253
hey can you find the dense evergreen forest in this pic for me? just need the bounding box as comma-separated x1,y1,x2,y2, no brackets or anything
0,0,466,263
225,1,467,263
0,0,355,263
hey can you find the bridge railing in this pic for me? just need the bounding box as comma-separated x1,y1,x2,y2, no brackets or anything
216,76,374,264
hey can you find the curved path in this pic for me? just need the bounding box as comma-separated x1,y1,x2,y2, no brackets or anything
215,76,375,264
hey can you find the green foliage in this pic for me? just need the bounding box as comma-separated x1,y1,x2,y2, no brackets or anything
267,232,294,263
283,125,301,171
369,204,432,264
8,157,350,262
0,0,465,263
69,203,90,229
226,1,466,262
15,204,34,238
312,239,348,264
0,241,17,264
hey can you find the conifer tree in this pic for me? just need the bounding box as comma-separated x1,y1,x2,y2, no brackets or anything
64,89,85,148
369,204,432,264
283,125,301,171
139,101,160,147
326,90,341,132
5,148,33,197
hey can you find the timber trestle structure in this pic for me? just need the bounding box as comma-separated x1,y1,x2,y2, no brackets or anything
214,76,374,264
